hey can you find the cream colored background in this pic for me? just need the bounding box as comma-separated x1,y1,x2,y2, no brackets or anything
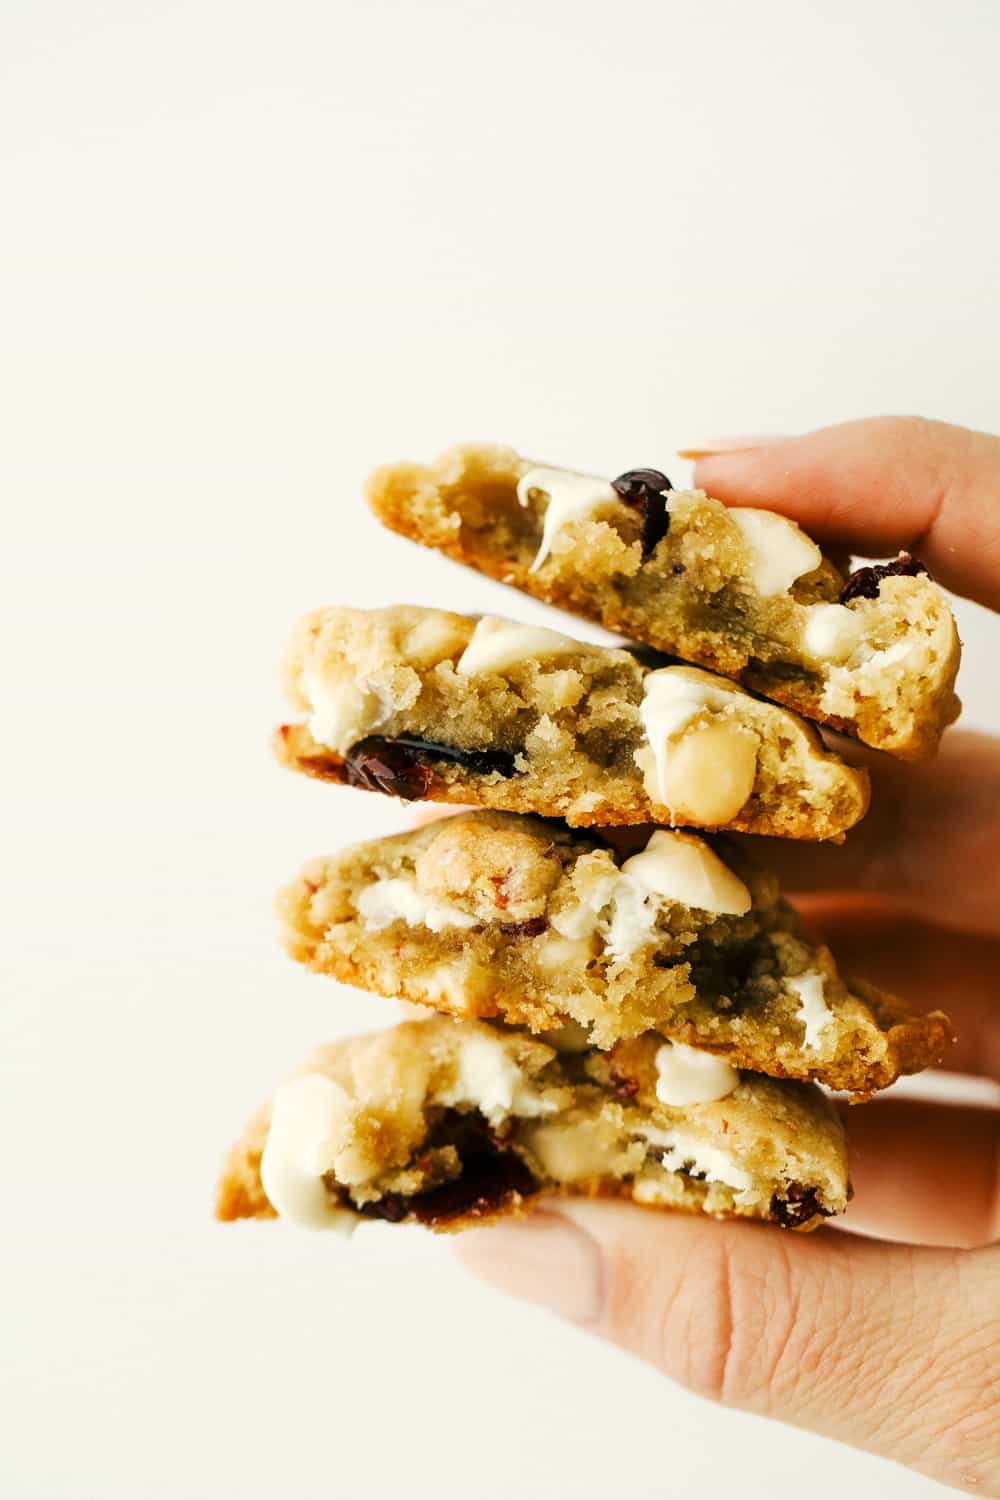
3,3,998,1497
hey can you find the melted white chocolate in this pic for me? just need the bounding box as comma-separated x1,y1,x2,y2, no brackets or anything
639,1125,753,1193
786,972,834,1050
550,831,752,963
433,1032,557,1124
636,667,760,823
516,465,617,572
260,1074,358,1233
357,875,479,934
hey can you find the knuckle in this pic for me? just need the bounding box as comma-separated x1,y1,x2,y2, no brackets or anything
650,1233,873,1417
598,1219,1000,1495
600,1236,655,1346
647,1230,806,1408
655,1235,740,1401
595,1224,739,1399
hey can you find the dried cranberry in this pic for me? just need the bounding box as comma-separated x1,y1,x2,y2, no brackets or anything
344,734,519,800
611,468,673,559
839,552,929,603
769,1182,832,1229
356,1192,409,1223
417,1115,535,1224
354,1117,537,1226
410,1151,536,1225
344,739,432,799
498,916,548,937
386,736,518,778
608,1064,640,1100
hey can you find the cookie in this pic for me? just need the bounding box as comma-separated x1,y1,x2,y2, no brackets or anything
215,1015,850,1234
366,443,961,760
276,604,870,840
279,813,952,1097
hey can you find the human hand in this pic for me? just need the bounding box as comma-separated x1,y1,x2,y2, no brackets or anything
456,417,1000,1496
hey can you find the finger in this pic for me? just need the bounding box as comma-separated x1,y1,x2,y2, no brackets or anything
795,900,1000,1079
834,1097,1000,1248
457,1204,1000,1494
690,415,1000,612
406,804,470,828
732,730,1000,939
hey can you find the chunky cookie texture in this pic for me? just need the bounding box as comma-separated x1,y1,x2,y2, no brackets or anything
276,603,869,840
366,443,962,760
215,1015,850,1233
278,813,952,1097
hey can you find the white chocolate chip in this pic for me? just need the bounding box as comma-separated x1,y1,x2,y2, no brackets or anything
638,1125,753,1193
302,666,391,755
730,508,822,596
602,875,661,960
535,932,598,974
524,1117,627,1182
551,870,619,942
636,666,759,822
356,875,479,933
865,640,913,670
551,865,659,959
654,1041,739,1106
260,1074,358,1233
456,615,580,676
785,971,833,1050
516,465,617,572
621,830,752,917
433,1032,556,1124
550,833,751,962
652,720,759,825
802,602,863,663
403,613,470,663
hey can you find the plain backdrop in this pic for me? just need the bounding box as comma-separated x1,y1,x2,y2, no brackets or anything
3,3,999,1497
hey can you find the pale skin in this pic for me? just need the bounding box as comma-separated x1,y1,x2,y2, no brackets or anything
455,418,1000,1496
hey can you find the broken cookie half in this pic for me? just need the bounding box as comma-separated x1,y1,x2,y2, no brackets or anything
366,443,961,761
276,603,869,841
279,813,952,1097
216,1015,850,1234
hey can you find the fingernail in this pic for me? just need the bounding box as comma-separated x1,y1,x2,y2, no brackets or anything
453,1208,603,1323
677,433,790,460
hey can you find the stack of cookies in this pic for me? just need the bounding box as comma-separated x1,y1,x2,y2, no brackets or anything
218,446,959,1237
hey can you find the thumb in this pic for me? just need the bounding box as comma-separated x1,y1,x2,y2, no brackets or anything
455,1203,1000,1495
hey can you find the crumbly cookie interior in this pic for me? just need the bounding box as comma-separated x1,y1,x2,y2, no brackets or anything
216,1016,849,1233
366,444,961,759
279,812,951,1094
279,603,869,839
